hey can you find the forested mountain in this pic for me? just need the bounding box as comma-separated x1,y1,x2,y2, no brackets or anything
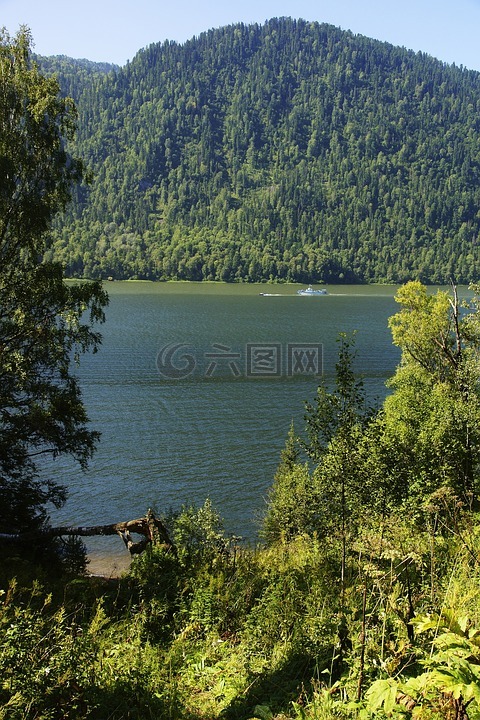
40,18,480,283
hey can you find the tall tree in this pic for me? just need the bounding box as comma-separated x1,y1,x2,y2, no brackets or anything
303,334,373,599
0,28,107,541
383,281,480,508
261,422,319,544
263,336,373,590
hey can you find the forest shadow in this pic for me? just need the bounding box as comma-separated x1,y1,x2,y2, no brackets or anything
222,650,325,720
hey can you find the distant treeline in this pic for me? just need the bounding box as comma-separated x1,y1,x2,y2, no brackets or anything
40,18,480,283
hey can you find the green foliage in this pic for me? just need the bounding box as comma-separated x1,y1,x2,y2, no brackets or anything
262,422,321,543
127,543,184,643
365,610,480,718
34,18,480,283
302,334,369,463
0,28,108,556
306,338,373,552
171,498,227,567
1,272,480,719
381,282,480,508
256,283,480,718
262,334,375,626
2,517,480,719
0,581,183,719
262,462,319,544
127,500,229,641
0,583,100,719
0,27,84,254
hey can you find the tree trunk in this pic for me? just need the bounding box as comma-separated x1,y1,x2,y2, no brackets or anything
0,509,173,556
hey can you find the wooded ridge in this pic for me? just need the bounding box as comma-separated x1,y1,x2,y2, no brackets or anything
39,18,480,284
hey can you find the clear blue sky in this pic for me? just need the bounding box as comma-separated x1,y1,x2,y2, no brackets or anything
2,0,480,71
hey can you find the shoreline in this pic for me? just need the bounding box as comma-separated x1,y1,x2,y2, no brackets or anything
86,551,132,578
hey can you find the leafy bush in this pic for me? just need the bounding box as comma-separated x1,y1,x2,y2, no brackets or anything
0,583,99,719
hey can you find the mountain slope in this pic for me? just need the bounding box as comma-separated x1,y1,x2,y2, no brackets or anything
43,18,480,283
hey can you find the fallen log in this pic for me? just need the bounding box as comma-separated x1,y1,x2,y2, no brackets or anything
0,509,174,556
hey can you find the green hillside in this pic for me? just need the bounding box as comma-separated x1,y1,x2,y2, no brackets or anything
41,18,480,283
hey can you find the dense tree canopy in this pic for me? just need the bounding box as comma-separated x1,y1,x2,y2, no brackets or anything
38,18,480,283
263,283,480,542
383,281,480,506
0,28,107,540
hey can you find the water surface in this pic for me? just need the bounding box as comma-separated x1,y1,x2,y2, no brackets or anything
45,282,404,571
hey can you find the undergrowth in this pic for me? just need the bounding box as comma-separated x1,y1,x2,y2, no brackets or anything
2,502,480,719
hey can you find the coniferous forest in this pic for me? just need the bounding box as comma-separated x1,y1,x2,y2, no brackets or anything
40,18,480,284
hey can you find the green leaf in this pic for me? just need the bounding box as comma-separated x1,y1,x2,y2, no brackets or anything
251,705,273,720
365,678,399,713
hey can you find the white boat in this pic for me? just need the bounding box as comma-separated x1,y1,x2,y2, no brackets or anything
297,286,328,296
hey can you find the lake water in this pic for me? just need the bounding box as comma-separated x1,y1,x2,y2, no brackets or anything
45,282,404,572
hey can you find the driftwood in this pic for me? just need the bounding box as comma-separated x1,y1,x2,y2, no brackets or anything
0,509,174,556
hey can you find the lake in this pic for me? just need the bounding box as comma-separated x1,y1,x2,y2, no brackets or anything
45,282,404,573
